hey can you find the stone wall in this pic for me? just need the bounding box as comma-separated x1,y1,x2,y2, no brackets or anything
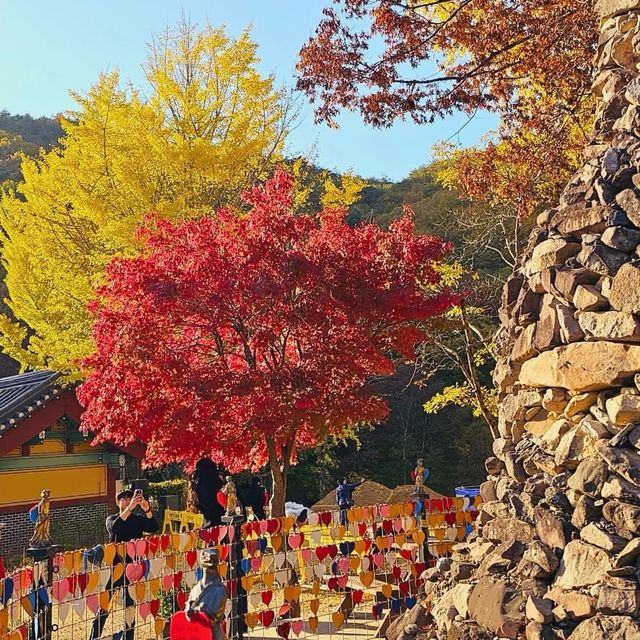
389,2,640,639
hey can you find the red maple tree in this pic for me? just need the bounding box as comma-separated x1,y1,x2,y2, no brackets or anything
78,171,455,515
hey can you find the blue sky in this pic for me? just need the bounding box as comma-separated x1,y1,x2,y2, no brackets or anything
0,0,495,181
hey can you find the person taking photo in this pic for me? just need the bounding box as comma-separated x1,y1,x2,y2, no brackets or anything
89,488,159,640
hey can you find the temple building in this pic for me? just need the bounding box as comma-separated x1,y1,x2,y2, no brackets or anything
0,370,143,557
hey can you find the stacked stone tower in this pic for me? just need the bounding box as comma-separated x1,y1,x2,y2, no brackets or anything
411,2,640,639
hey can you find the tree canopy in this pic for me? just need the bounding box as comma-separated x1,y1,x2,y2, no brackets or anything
297,0,596,216
0,20,290,375
78,171,456,514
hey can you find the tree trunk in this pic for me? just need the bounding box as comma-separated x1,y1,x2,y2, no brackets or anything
460,301,499,439
267,439,290,518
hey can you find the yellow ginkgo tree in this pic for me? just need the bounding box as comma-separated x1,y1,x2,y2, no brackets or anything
0,20,292,376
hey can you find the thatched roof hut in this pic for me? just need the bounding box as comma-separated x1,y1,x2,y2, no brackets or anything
388,484,446,503
311,480,393,511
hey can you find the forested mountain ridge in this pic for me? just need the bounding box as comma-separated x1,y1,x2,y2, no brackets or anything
0,111,63,185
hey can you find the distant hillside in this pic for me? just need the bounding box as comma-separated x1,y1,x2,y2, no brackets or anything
0,111,62,185
0,111,62,146
350,166,462,239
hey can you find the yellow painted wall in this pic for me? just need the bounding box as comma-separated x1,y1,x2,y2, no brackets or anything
29,439,66,455
5,447,21,457
0,464,107,508
72,441,96,454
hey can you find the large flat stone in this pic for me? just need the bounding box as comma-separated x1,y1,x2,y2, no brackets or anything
580,523,627,552
519,342,640,391
554,540,613,589
595,439,640,486
468,577,525,635
578,311,640,342
567,614,640,639
609,262,640,313
596,0,640,19
483,517,535,545
549,204,610,237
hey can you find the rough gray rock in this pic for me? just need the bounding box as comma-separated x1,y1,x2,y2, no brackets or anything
467,577,525,635
609,262,640,312
601,473,640,503
546,588,596,621
526,239,582,276
521,541,560,575
572,495,601,529
578,310,640,341
601,224,640,252
534,507,568,551
614,537,640,566
483,517,535,545
576,242,629,276
597,583,640,615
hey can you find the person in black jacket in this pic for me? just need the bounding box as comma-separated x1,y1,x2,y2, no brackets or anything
186,458,225,528
106,488,159,542
336,478,365,526
238,477,268,521
89,488,159,640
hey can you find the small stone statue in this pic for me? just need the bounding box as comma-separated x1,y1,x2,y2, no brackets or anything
222,476,237,516
414,458,425,488
29,489,53,548
185,548,228,640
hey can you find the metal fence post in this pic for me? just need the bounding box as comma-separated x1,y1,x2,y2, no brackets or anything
25,545,57,640
221,513,246,640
